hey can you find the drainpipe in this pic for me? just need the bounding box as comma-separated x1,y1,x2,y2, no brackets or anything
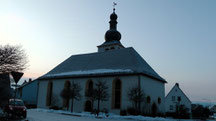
36,80,39,108
138,75,141,114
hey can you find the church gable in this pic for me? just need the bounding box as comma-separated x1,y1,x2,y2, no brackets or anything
166,83,191,103
165,83,191,113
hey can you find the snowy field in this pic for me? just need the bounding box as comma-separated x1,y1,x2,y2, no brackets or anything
24,109,215,121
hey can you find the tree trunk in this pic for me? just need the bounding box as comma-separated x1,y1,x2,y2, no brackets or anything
135,101,138,112
67,99,69,111
97,99,100,116
91,99,94,112
71,98,74,112
138,76,141,114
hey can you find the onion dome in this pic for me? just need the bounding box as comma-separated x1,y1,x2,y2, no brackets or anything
110,12,117,20
105,9,121,42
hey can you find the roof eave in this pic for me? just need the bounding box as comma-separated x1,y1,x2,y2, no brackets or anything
38,72,166,83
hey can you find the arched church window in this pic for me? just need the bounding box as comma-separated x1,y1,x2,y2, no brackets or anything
46,81,53,106
147,96,151,104
88,80,93,91
86,80,93,91
112,79,121,109
62,80,71,108
85,80,94,112
158,97,161,104
85,80,94,96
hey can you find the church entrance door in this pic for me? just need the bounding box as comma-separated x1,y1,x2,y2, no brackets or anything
84,100,92,112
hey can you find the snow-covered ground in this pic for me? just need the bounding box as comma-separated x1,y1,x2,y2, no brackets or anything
27,109,130,121
26,109,215,121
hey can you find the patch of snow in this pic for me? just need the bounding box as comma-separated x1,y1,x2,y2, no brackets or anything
0,108,4,117
28,109,215,121
45,69,134,77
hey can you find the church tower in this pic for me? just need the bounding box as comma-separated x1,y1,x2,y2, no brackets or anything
97,8,125,52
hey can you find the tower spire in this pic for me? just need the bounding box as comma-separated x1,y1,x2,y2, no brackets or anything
113,2,117,12
97,4,125,52
105,4,121,42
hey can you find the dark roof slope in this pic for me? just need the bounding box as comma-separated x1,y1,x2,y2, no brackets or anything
39,47,166,83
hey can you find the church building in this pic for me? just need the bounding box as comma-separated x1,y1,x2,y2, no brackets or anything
37,8,167,114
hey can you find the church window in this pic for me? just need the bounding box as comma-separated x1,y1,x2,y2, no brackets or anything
110,47,115,50
112,79,121,109
170,105,173,110
85,80,94,111
62,80,71,108
89,80,93,90
46,81,53,106
178,96,181,102
86,80,93,91
105,48,109,51
85,80,94,96
172,96,175,101
147,96,151,104
158,97,161,104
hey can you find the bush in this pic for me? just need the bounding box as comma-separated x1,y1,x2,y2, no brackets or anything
120,110,127,116
166,112,176,117
49,106,62,110
151,102,157,117
166,110,190,119
127,107,138,115
192,104,210,119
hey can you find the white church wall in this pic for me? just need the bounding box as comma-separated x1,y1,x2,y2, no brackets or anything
51,79,65,108
37,75,165,114
140,76,165,113
37,81,48,108
78,75,139,114
98,44,123,52
120,76,139,110
37,75,138,113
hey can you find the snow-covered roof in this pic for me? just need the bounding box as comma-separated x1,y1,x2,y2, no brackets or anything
38,47,166,83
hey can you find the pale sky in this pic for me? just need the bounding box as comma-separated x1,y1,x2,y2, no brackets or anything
0,0,215,103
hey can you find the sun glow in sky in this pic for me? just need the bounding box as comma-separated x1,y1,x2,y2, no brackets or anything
0,0,216,103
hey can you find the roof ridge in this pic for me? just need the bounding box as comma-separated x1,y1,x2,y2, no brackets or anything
39,47,166,83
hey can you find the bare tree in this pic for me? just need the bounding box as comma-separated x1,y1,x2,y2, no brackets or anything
0,45,28,73
0,45,27,106
94,80,109,116
70,81,82,112
127,85,145,114
60,87,71,110
50,93,60,108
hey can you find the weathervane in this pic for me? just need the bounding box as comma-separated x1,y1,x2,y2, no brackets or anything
113,2,117,12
